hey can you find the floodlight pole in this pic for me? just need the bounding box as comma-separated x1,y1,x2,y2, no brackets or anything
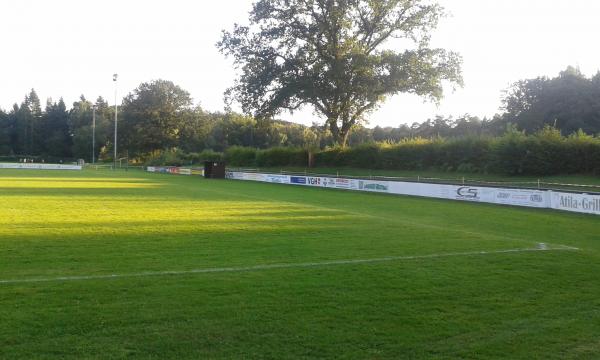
113,73,118,170
92,105,96,164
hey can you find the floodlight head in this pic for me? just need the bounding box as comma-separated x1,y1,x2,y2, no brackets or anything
113,74,118,81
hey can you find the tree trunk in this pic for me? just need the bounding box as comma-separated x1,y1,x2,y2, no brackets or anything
328,117,341,145
339,128,350,147
328,116,352,147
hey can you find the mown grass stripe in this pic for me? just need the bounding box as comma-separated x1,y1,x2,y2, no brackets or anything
0,245,579,285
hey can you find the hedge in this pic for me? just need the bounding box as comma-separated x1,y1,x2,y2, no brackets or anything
315,129,600,175
315,128,600,175
149,127,600,176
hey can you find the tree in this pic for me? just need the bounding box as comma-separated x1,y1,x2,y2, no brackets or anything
501,66,600,135
218,0,462,146
41,98,72,158
178,106,213,153
69,96,113,161
120,80,193,156
0,109,11,154
69,96,94,160
11,89,43,155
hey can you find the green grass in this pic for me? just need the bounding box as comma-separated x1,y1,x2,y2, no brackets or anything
1,169,599,359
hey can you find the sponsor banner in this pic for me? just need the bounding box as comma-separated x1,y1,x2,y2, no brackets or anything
358,180,390,193
333,178,357,189
290,176,306,185
226,171,245,180
551,192,600,215
146,166,196,176
289,176,359,190
225,171,597,215
0,163,82,170
453,186,484,202
491,188,548,208
448,186,549,207
387,182,549,208
306,176,323,186
244,172,267,182
266,174,290,184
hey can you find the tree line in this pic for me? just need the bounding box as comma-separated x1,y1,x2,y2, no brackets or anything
0,67,599,162
0,83,320,162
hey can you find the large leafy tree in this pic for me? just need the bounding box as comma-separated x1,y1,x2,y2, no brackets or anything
502,66,600,134
121,80,193,156
69,96,113,161
218,0,462,145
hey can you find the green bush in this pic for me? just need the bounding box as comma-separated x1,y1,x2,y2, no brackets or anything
256,147,308,167
145,150,187,166
345,143,383,168
224,146,258,167
438,137,491,172
314,146,347,167
314,129,599,175
563,130,600,174
144,149,224,166
196,149,223,162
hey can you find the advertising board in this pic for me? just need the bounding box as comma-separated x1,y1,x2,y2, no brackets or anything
266,174,290,184
387,182,550,208
0,163,82,170
225,171,596,215
550,192,600,215
244,173,267,182
290,176,306,185
358,180,390,193
146,166,198,176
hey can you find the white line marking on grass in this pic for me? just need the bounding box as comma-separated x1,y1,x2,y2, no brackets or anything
0,244,579,285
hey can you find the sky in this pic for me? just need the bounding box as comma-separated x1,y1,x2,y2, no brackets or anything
1,0,599,128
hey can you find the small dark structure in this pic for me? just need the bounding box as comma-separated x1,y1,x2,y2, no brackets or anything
204,161,226,179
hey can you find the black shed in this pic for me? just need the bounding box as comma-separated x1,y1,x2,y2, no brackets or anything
204,161,226,179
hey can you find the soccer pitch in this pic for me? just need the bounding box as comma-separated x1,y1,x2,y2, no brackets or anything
1,169,599,359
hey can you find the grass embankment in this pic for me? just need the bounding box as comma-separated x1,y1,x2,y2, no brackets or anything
0,169,599,359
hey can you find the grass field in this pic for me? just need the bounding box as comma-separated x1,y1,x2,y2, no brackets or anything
1,169,599,359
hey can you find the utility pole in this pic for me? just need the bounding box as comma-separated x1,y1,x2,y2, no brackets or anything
113,73,118,170
92,105,96,164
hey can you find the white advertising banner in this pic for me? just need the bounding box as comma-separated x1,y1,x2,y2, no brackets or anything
225,171,596,215
550,191,600,215
243,172,268,182
0,163,82,170
226,171,245,180
387,182,549,208
146,166,198,176
489,188,548,208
